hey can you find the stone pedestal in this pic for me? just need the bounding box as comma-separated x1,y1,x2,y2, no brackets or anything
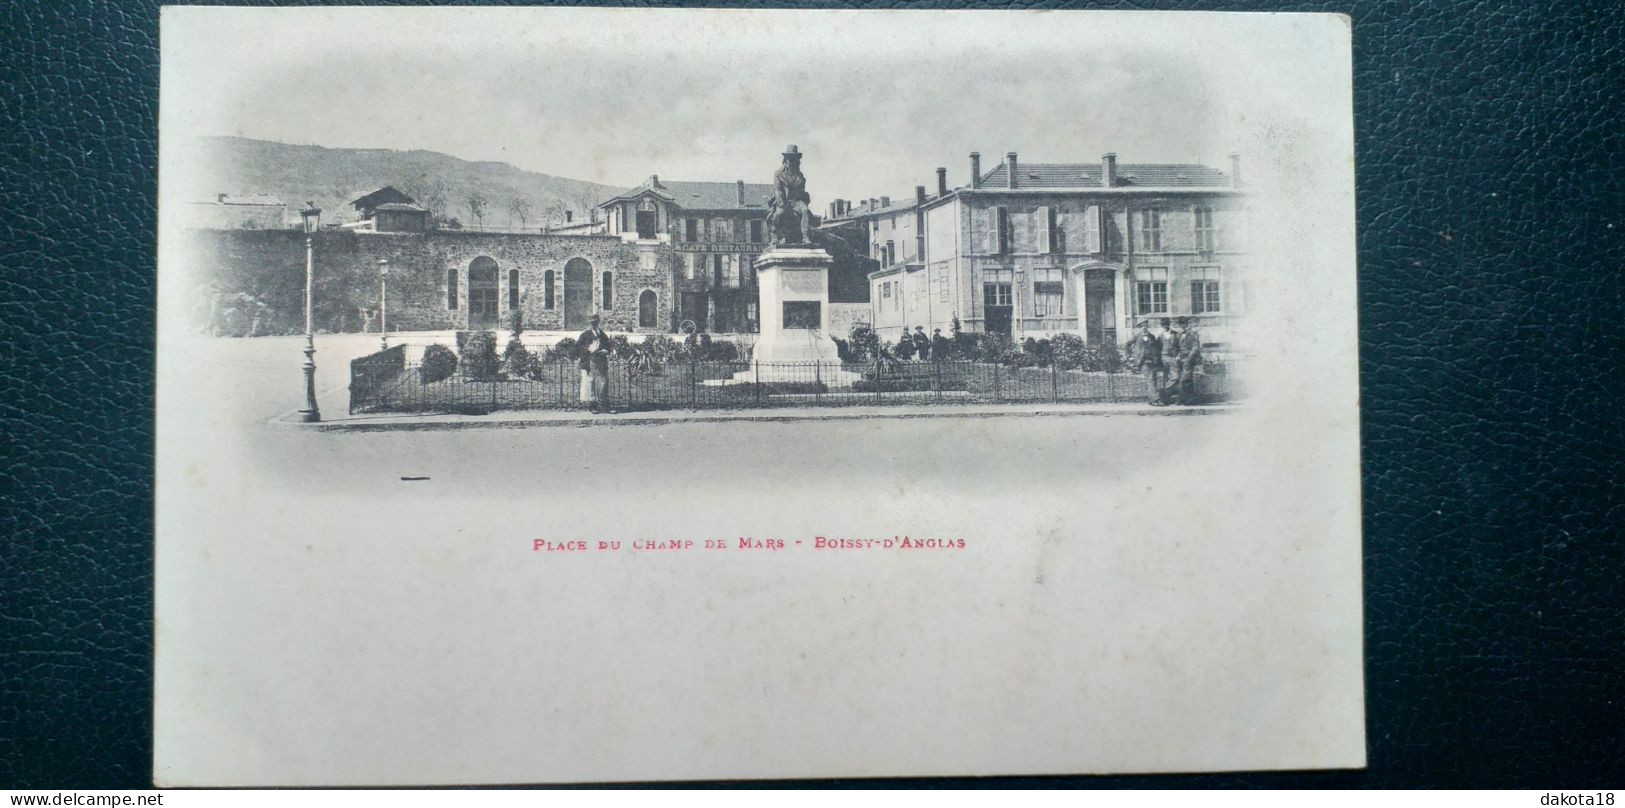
732,246,862,386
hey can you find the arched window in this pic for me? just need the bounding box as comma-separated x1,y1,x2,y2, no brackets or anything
543,270,555,309
601,271,614,310
446,268,459,310
508,269,520,310
638,290,657,328
467,256,500,329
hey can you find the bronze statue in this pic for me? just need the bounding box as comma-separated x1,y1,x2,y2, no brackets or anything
766,144,813,246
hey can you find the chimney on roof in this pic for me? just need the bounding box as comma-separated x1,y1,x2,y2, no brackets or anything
736,180,745,206
915,185,927,206
880,195,891,208
1229,153,1242,187
1007,152,1019,189
650,174,660,187
936,167,948,197
869,198,878,211
970,152,982,189
1102,153,1117,188
565,210,573,223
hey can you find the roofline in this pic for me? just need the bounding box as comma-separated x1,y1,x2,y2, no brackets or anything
957,187,1246,196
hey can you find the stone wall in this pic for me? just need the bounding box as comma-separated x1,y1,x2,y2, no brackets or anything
181,228,674,336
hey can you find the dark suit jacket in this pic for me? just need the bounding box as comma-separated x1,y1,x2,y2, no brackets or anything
576,328,610,372
1130,331,1163,368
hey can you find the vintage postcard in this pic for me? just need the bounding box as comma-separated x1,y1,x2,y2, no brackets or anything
153,7,1363,785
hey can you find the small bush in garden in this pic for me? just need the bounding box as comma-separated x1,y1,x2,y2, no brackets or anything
1049,333,1088,370
460,330,501,381
846,324,881,361
544,337,578,362
420,344,458,384
1003,350,1041,369
702,340,739,362
638,335,684,363
502,343,540,380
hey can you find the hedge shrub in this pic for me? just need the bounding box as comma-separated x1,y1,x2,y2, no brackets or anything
420,344,458,384
460,330,501,381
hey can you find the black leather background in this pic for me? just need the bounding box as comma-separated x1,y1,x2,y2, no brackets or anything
2,0,1621,789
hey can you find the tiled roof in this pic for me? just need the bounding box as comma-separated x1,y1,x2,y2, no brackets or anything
602,179,775,211
348,186,413,208
374,202,427,212
975,162,1230,189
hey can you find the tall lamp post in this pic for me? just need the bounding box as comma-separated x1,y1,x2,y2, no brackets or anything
378,258,390,352
299,203,322,422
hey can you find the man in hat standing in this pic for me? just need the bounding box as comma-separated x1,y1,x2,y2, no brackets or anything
912,325,931,361
1128,320,1167,405
576,313,612,413
1174,316,1204,404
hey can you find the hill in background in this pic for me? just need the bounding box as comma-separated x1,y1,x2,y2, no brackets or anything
186,136,623,230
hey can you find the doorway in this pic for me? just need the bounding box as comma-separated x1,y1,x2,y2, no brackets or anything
468,257,499,329
983,281,1013,339
635,199,658,239
562,257,594,329
1084,268,1117,345
638,290,658,329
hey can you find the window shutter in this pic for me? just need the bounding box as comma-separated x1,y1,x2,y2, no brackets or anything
974,208,993,255
1037,206,1053,254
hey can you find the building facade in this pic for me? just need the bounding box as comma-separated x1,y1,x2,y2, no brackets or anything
864,151,1248,349
185,227,674,336
599,175,775,333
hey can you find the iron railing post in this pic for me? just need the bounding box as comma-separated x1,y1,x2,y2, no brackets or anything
690,360,697,408
754,362,762,408
814,362,822,406
934,359,943,403
993,362,1002,403
1051,359,1060,402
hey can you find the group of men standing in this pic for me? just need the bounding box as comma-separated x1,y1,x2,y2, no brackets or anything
1128,317,1204,406
894,326,951,361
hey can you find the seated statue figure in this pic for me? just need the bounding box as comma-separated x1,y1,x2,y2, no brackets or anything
766,144,813,246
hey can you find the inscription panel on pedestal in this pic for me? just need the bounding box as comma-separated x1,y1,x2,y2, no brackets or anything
780,270,825,295
782,301,822,330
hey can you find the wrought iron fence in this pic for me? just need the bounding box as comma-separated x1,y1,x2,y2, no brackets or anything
350,353,1240,415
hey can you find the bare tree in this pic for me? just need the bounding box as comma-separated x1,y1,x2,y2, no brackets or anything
508,197,532,231
466,191,488,230
543,199,568,229
419,181,449,223
572,188,604,223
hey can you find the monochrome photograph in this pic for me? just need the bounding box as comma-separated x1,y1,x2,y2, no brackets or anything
154,7,1364,785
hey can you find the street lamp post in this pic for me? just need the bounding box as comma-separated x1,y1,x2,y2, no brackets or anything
299,203,322,422
378,258,390,352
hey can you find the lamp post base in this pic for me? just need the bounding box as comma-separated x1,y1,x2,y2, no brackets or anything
302,343,321,423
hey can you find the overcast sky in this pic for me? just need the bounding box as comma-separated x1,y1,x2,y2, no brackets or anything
162,8,1349,201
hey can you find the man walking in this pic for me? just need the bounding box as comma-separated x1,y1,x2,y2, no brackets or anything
577,313,612,413
1129,320,1167,405
912,326,931,361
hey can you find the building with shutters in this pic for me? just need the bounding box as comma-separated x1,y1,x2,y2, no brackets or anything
598,175,775,333
863,151,1249,349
